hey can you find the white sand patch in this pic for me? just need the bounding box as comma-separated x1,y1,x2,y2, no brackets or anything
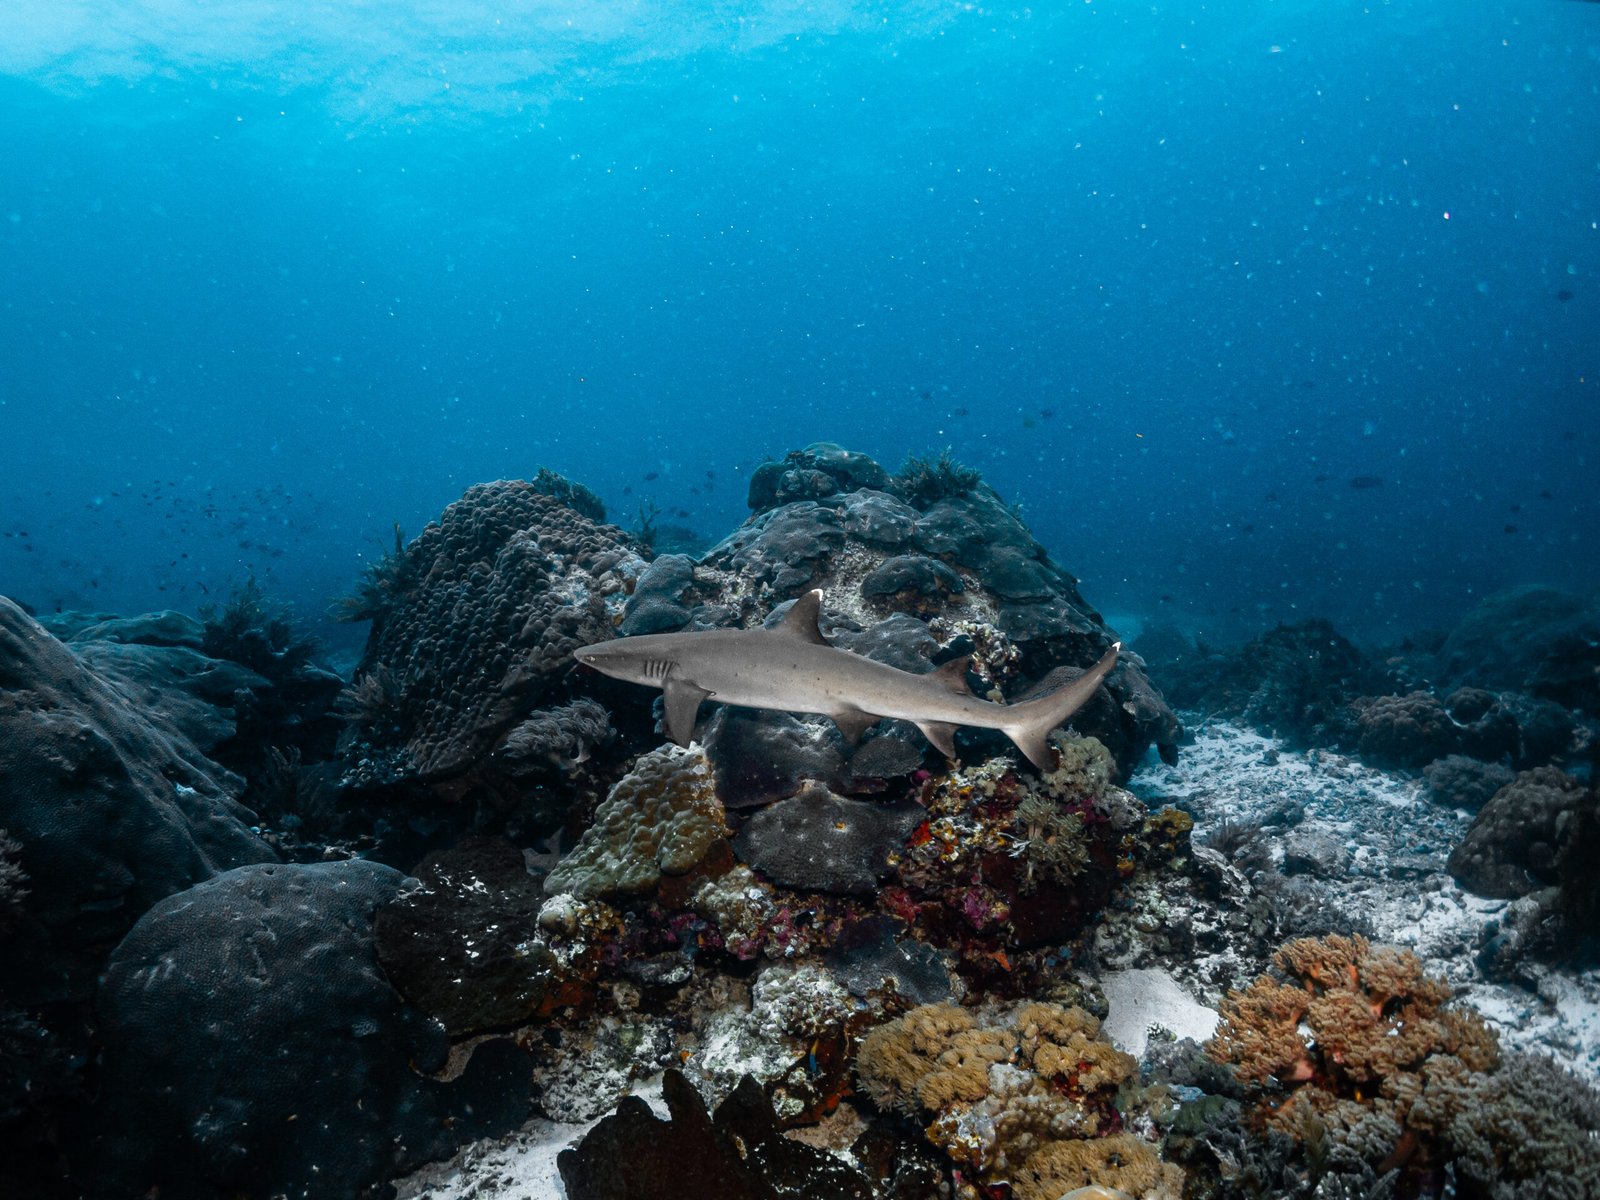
1100,968,1218,1058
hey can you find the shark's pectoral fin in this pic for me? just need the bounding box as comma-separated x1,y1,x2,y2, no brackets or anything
831,708,880,746
663,678,712,746
915,720,959,760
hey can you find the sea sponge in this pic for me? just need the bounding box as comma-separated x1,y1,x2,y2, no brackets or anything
544,744,729,900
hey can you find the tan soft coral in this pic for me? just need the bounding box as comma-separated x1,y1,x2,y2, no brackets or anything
856,1002,1179,1200
1208,933,1501,1181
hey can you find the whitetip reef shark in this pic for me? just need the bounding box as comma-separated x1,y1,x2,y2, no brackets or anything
573,589,1119,771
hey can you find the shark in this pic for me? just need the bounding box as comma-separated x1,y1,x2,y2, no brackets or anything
573,589,1120,771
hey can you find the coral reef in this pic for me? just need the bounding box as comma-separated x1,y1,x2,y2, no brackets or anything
1349,690,1459,768
856,1001,1181,1200
543,744,730,900
1423,753,1515,812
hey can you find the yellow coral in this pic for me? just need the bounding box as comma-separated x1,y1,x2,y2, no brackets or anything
1011,1133,1183,1200
857,1002,1177,1199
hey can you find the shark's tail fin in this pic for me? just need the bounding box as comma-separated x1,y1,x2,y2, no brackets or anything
1002,642,1121,771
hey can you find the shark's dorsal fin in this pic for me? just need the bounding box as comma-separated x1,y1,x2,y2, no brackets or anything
776,589,828,644
932,656,973,695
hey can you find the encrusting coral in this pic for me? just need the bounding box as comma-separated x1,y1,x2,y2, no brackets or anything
856,1002,1182,1200
544,744,729,900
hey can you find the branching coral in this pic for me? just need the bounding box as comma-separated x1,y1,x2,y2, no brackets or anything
1208,933,1503,1193
331,522,415,623
856,1002,1180,1200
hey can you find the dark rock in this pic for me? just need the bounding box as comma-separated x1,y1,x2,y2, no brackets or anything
1437,585,1600,712
733,783,924,895
982,549,1060,602
1444,687,1520,762
838,489,919,548
1157,619,1370,746
1449,767,1588,898
845,735,926,790
90,859,494,1200
1278,829,1352,879
559,1069,874,1200
746,443,890,513
619,555,697,636
860,554,964,609
1501,691,1578,767
0,599,273,1006
706,502,844,595
825,613,942,673
825,916,954,1004
373,838,562,1038
73,641,269,751
701,708,847,809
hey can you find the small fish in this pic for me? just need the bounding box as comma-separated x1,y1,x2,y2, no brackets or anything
1504,524,1518,534
1349,475,1384,489
644,471,659,481
1040,408,1054,419
1557,289,1574,302
953,406,968,417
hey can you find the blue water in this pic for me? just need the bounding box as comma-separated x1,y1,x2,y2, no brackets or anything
2,1,1596,657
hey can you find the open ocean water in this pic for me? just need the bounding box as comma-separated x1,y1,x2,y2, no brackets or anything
1,1,1595,650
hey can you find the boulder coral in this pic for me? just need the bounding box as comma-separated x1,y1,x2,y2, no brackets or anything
339,479,645,785
1447,766,1587,899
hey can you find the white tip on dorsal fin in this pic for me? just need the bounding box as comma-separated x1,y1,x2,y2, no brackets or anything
931,656,973,695
776,589,828,644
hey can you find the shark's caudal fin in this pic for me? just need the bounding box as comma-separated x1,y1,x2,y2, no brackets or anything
1002,642,1121,771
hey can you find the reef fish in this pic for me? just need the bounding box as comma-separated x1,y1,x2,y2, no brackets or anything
573,589,1119,770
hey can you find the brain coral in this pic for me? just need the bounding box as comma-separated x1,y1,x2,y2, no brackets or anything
341,480,644,783
856,1002,1182,1200
544,744,729,899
